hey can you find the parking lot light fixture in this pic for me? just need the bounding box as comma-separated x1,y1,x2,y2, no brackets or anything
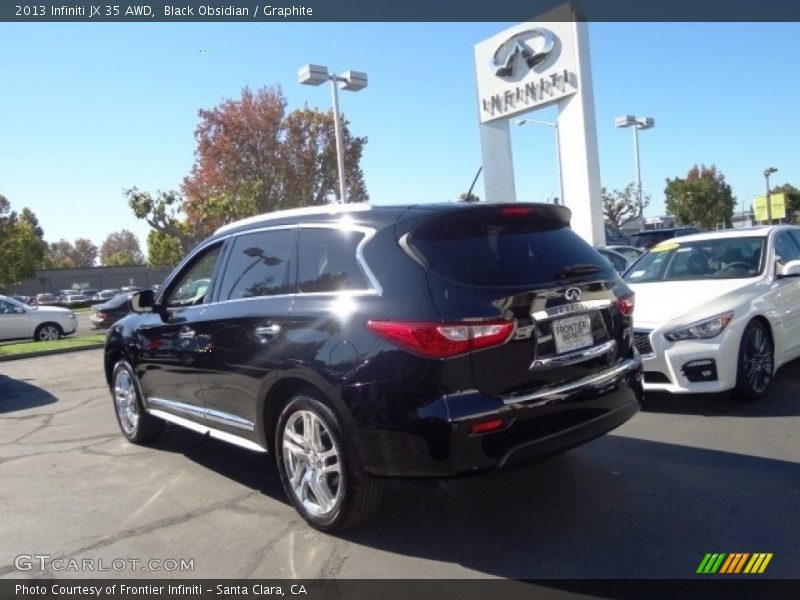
615,115,655,230
298,64,368,204
764,166,778,223
515,118,564,205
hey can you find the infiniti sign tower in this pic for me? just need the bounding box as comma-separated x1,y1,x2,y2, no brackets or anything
474,3,604,245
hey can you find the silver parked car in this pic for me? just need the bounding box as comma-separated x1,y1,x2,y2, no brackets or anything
0,295,77,341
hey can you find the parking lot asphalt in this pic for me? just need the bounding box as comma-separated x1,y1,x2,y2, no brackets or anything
1,350,798,580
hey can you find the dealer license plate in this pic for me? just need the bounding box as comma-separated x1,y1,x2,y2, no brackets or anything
552,314,593,355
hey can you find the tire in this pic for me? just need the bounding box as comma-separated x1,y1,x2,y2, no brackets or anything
111,361,164,444
34,323,62,341
734,320,774,401
275,392,382,532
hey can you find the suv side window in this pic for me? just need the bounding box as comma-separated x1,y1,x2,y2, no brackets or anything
219,229,295,300
298,228,369,293
165,244,222,308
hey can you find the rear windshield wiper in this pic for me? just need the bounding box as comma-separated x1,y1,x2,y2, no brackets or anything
556,264,602,278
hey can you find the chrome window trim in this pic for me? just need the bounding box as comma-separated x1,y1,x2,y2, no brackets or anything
214,203,373,235
502,357,640,407
531,300,613,322
529,340,617,370
147,397,255,431
203,222,382,303
148,409,266,453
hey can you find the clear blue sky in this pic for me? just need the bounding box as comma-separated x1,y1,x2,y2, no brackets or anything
1,22,799,254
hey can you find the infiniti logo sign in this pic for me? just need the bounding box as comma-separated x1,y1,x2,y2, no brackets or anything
564,287,582,302
492,29,556,78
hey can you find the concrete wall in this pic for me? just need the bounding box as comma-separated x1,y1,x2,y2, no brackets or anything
3,265,174,297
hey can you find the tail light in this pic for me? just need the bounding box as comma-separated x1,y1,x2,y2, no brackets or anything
366,320,514,358
617,292,635,316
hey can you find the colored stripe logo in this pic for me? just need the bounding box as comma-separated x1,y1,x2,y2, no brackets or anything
697,553,773,574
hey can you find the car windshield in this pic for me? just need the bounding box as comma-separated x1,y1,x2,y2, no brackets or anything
624,237,765,283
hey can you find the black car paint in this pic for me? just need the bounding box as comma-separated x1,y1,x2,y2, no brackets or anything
105,204,642,478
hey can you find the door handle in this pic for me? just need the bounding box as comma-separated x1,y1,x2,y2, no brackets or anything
178,326,196,340
255,324,281,338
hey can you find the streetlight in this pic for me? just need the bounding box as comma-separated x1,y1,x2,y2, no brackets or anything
298,64,368,204
515,118,563,205
764,166,778,224
615,115,655,230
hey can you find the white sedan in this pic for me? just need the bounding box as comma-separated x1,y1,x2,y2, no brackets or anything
624,225,800,400
0,295,78,341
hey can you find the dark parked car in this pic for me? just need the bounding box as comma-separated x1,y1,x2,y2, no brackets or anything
605,225,631,246
32,293,59,306
105,203,642,531
595,247,630,274
631,227,703,250
90,293,132,329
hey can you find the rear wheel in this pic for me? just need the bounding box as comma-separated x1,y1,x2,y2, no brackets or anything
34,323,62,341
735,320,773,401
112,361,164,443
275,392,381,531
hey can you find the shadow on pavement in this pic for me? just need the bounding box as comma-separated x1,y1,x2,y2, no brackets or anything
148,425,800,579
0,373,58,413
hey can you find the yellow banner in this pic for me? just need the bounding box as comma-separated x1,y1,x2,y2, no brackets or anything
754,194,786,221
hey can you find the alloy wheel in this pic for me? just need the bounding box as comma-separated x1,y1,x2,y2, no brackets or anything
38,325,60,341
114,369,139,435
742,324,772,395
281,410,342,517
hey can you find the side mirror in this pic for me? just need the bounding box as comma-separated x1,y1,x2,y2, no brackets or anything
776,259,800,278
130,289,156,313
14,307,25,314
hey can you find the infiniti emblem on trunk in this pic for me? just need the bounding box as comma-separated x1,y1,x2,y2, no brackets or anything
564,287,582,302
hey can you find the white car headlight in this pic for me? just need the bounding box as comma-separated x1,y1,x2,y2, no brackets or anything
66,313,76,319
664,311,734,342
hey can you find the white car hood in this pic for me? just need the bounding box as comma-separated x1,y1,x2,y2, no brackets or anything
629,279,755,330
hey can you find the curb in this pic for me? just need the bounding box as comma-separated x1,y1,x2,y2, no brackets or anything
0,343,105,362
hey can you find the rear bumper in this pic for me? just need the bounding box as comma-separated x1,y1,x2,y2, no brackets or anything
345,355,643,478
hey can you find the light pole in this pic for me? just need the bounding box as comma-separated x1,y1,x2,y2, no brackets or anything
298,64,368,204
515,118,563,205
764,166,778,224
615,115,655,230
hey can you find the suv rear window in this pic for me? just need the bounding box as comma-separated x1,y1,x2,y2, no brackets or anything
408,213,615,287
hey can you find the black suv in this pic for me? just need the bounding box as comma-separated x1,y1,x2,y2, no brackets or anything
105,203,642,530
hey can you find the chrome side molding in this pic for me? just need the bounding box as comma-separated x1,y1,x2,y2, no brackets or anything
147,408,267,454
147,397,256,431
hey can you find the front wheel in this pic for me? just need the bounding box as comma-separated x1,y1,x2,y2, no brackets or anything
111,361,164,443
735,320,774,401
275,393,381,532
34,323,62,341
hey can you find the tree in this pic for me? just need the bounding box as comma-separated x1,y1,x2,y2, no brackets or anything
100,230,144,266
126,188,203,255
0,194,46,288
129,86,369,246
44,237,98,268
147,229,184,267
602,183,650,229
457,192,480,202
771,183,800,223
664,165,736,229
